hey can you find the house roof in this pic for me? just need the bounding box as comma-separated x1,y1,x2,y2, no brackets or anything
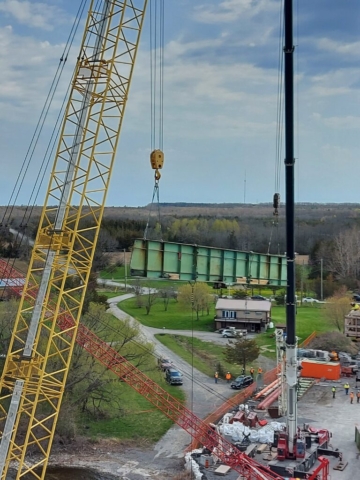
215,298,271,312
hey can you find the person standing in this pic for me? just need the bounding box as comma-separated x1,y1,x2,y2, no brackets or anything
344,382,350,395
214,372,219,384
225,372,231,383
350,391,354,404
357,391,360,404
250,367,254,378
332,386,336,399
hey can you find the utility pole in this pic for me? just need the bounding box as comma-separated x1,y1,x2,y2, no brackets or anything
300,260,304,303
244,170,247,204
320,258,323,301
124,248,127,292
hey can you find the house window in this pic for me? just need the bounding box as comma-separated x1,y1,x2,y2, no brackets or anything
222,310,237,319
255,312,263,316
244,311,250,315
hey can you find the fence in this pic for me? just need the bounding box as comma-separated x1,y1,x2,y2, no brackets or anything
186,330,318,451
299,330,317,348
187,365,279,451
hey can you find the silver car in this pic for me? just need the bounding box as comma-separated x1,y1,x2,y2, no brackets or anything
222,329,243,338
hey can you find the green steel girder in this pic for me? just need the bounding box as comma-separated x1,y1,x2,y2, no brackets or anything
130,239,287,286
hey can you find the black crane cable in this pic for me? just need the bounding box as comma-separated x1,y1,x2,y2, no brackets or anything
268,0,285,255
0,0,90,296
145,0,165,240
0,0,108,296
1,0,88,228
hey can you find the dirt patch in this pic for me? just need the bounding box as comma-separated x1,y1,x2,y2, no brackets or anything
47,438,185,479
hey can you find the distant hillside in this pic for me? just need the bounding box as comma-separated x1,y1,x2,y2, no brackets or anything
2,203,360,260
2,202,360,222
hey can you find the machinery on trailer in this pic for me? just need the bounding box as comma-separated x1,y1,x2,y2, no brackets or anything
0,0,341,479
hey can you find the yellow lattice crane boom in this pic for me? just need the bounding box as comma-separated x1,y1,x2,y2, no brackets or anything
0,1,147,478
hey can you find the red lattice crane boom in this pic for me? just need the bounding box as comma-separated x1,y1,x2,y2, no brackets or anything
0,259,282,480
0,259,330,480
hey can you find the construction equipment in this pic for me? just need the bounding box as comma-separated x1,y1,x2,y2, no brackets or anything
0,1,336,479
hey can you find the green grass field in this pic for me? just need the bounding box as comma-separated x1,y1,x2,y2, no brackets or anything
119,298,329,338
254,304,333,359
119,297,216,331
99,265,126,279
273,305,330,336
80,368,185,441
118,297,331,364
155,333,253,379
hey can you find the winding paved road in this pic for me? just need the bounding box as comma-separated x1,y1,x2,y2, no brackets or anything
106,290,239,457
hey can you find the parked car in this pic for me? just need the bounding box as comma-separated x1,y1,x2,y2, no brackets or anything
251,295,268,301
165,368,183,385
216,328,227,334
222,329,243,338
230,375,254,390
158,357,173,371
302,297,320,303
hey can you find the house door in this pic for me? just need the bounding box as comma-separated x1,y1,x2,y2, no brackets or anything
250,324,255,332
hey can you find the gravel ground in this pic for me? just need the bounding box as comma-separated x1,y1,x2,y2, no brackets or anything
45,439,185,479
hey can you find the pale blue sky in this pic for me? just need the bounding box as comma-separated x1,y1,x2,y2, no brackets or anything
0,0,359,207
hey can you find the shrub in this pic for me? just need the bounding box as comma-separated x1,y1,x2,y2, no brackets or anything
308,331,358,355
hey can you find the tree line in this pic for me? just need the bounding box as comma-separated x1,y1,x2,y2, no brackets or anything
0,300,156,441
3,204,360,292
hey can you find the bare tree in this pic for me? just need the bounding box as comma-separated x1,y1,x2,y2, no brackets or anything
328,227,360,281
178,282,211,320
323,287,352,332
158,284,176,311
133,278,143,308
145,286,158,315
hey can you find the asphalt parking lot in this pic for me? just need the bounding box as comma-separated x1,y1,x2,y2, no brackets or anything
297,380,359,480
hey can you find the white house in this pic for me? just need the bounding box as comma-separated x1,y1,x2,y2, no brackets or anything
215,298,272,333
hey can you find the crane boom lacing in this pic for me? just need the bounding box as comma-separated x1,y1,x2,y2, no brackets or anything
0,2,148,478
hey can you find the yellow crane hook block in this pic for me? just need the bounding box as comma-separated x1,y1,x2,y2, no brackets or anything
150,149,164,170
